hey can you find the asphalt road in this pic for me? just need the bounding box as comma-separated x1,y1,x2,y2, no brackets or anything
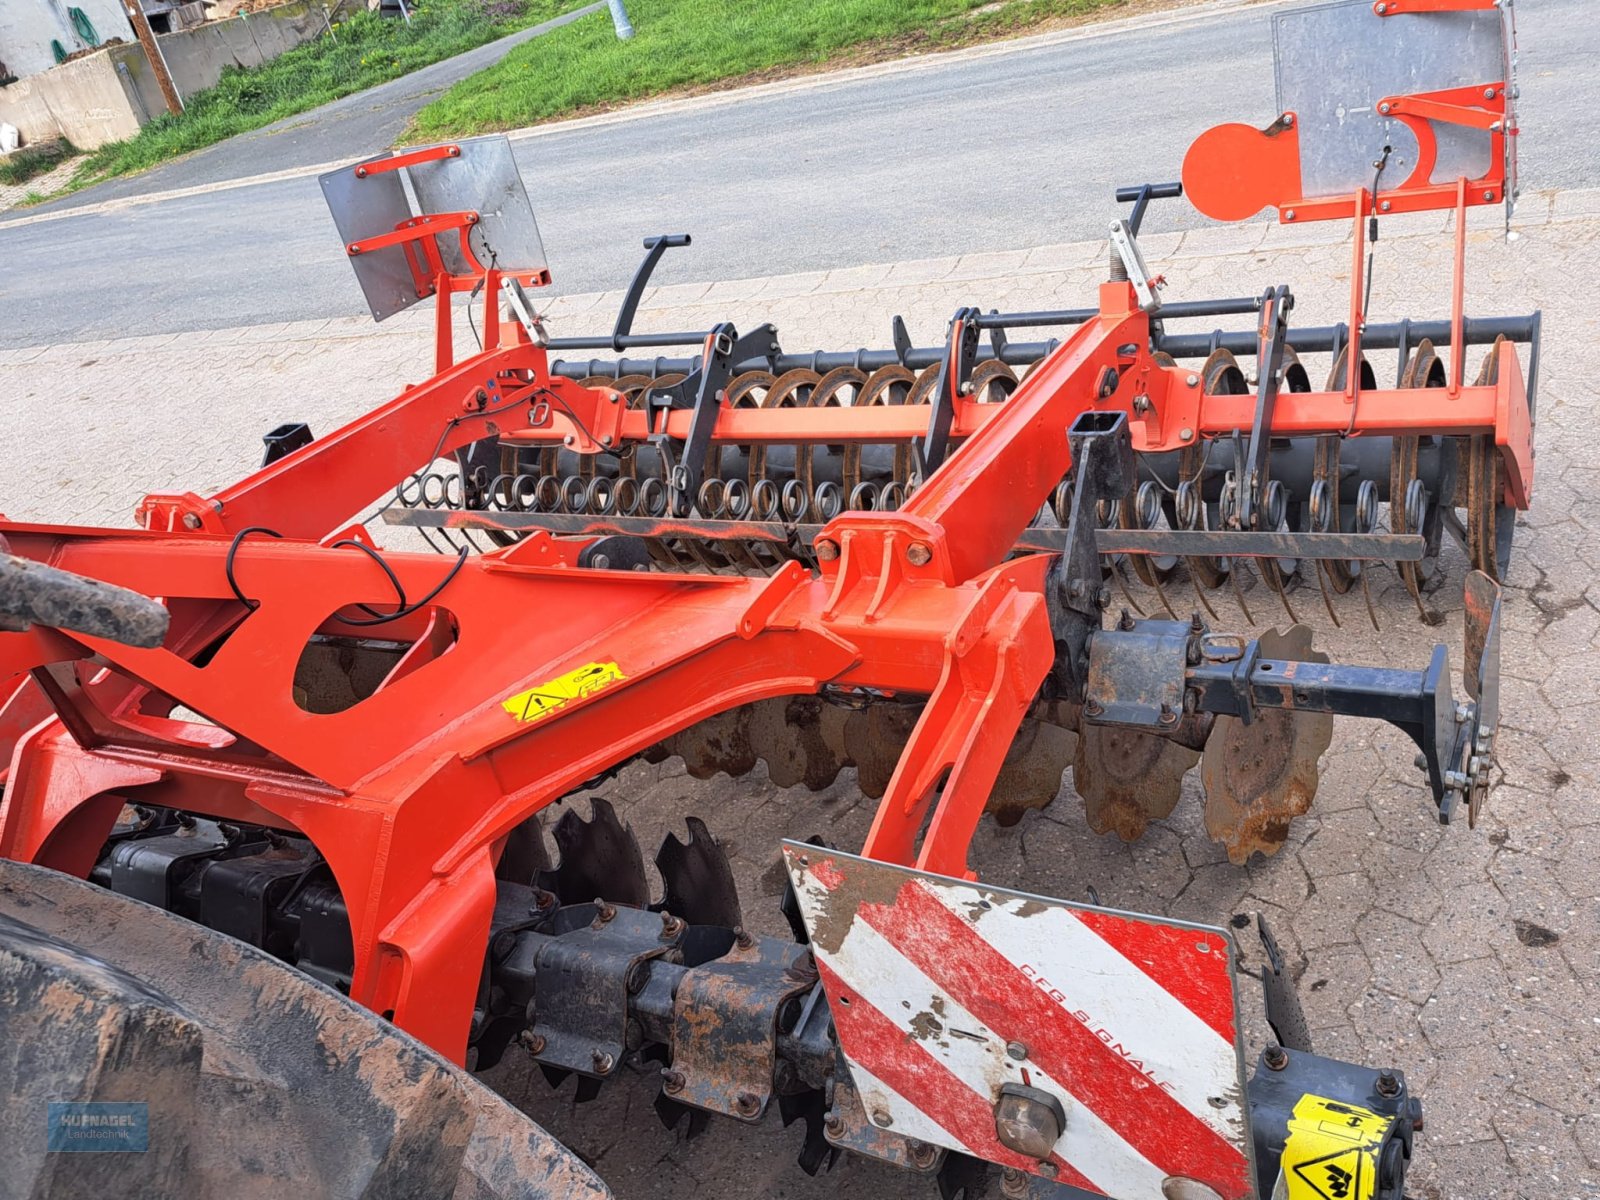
2,0,1595,348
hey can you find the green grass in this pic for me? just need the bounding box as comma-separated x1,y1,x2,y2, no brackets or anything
410,0,1134,138
62,0,585,192
0,139,76,187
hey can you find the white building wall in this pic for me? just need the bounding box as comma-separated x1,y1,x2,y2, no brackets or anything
0,0,135,83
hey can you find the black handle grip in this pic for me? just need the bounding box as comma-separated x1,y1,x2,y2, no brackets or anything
644,234,692,249
1115,182,1183,202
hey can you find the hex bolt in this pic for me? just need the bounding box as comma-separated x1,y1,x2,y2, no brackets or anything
816,538,840,562
1180,427,1195,442
519,1031,547,1055
1084,699,1104,718
1379,102,1392,115
1185,374,1200,387
1118,608,1136,632
563,434,575,447
1484,87,1497,100
734,927,756,950
1375,2,1387,12
1282,113,1294,127
1381,200,1392,212
182,513,203,530
593,900,617,926
661,1068,686,1094
735,1091,761,1118
1284,210,1297,221
1006,1041,1029,1062
1001,1167,1028,1199
1158,703,1178,726
1037,1163,1058,1180
659,912,685,939
908,1139,939,1170
1483,190,1495,202
907,542,933,567
1376,1070,1401,1098
592,1049,615,1074
824,1112,845,1137
1264,1045,1289,1071
591,553,611,570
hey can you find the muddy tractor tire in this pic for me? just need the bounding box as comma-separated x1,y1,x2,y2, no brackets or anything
0,859,611,1200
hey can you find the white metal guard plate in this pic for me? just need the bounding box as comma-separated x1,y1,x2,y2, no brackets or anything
784,843,1254,1200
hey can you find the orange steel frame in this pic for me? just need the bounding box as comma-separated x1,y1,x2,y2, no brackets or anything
0,244,1533,1068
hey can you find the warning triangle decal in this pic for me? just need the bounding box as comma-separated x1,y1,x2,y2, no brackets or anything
1291,1146,1366,1200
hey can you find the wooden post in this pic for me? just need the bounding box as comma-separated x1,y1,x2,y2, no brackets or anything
122,0,183,116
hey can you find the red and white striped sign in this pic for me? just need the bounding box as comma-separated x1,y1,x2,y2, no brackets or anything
784,844,1254,1200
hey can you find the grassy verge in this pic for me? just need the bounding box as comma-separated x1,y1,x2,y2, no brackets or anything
0,139,76,187
60,0,585,193
411,0,1138,138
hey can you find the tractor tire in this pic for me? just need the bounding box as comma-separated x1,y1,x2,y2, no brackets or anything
0,858,612,1200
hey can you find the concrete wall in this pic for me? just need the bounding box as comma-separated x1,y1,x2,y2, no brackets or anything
0,0,345,150
116,0,333,123
0,48,144,148
0,0,136,82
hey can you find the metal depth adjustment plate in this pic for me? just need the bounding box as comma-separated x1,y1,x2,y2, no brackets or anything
1273,0,1514,204
783,843,1256,1200
320,134,548,322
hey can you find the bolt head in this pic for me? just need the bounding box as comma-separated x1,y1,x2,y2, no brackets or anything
181,513,203,530
1180,427,1194,442
824,1112,845,1137
1282,113,1294,127
1484,86,1497,100
1379,102,1392,115
1185,374,1199,387
1375,1,1387,11
563,434,575,447
907,541,933,567
518,1031,546,1055
735,1090,761,1117
661,1068,686,1094
1483,190,1495,202
591,1049,615,1074
1264,1045,1288,1071
1006,1041,1029,1062
1284,209,1296,221
815,538,840,562
1380,200,1392,212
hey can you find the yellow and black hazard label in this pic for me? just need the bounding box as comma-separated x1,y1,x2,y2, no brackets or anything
1279,1094,1392,1200
503,661,626,723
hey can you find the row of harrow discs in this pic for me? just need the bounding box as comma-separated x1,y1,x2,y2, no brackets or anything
379,243,1538,863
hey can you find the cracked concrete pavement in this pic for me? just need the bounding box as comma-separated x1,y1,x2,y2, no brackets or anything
2,189,1597,1199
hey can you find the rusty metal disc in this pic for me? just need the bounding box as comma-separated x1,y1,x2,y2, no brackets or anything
989,717,1077,827
1200,625,1334,863
1074,723,1200,842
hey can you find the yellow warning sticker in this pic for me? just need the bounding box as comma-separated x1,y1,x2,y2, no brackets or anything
503,661,626,724
1280,1095,1392,1200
